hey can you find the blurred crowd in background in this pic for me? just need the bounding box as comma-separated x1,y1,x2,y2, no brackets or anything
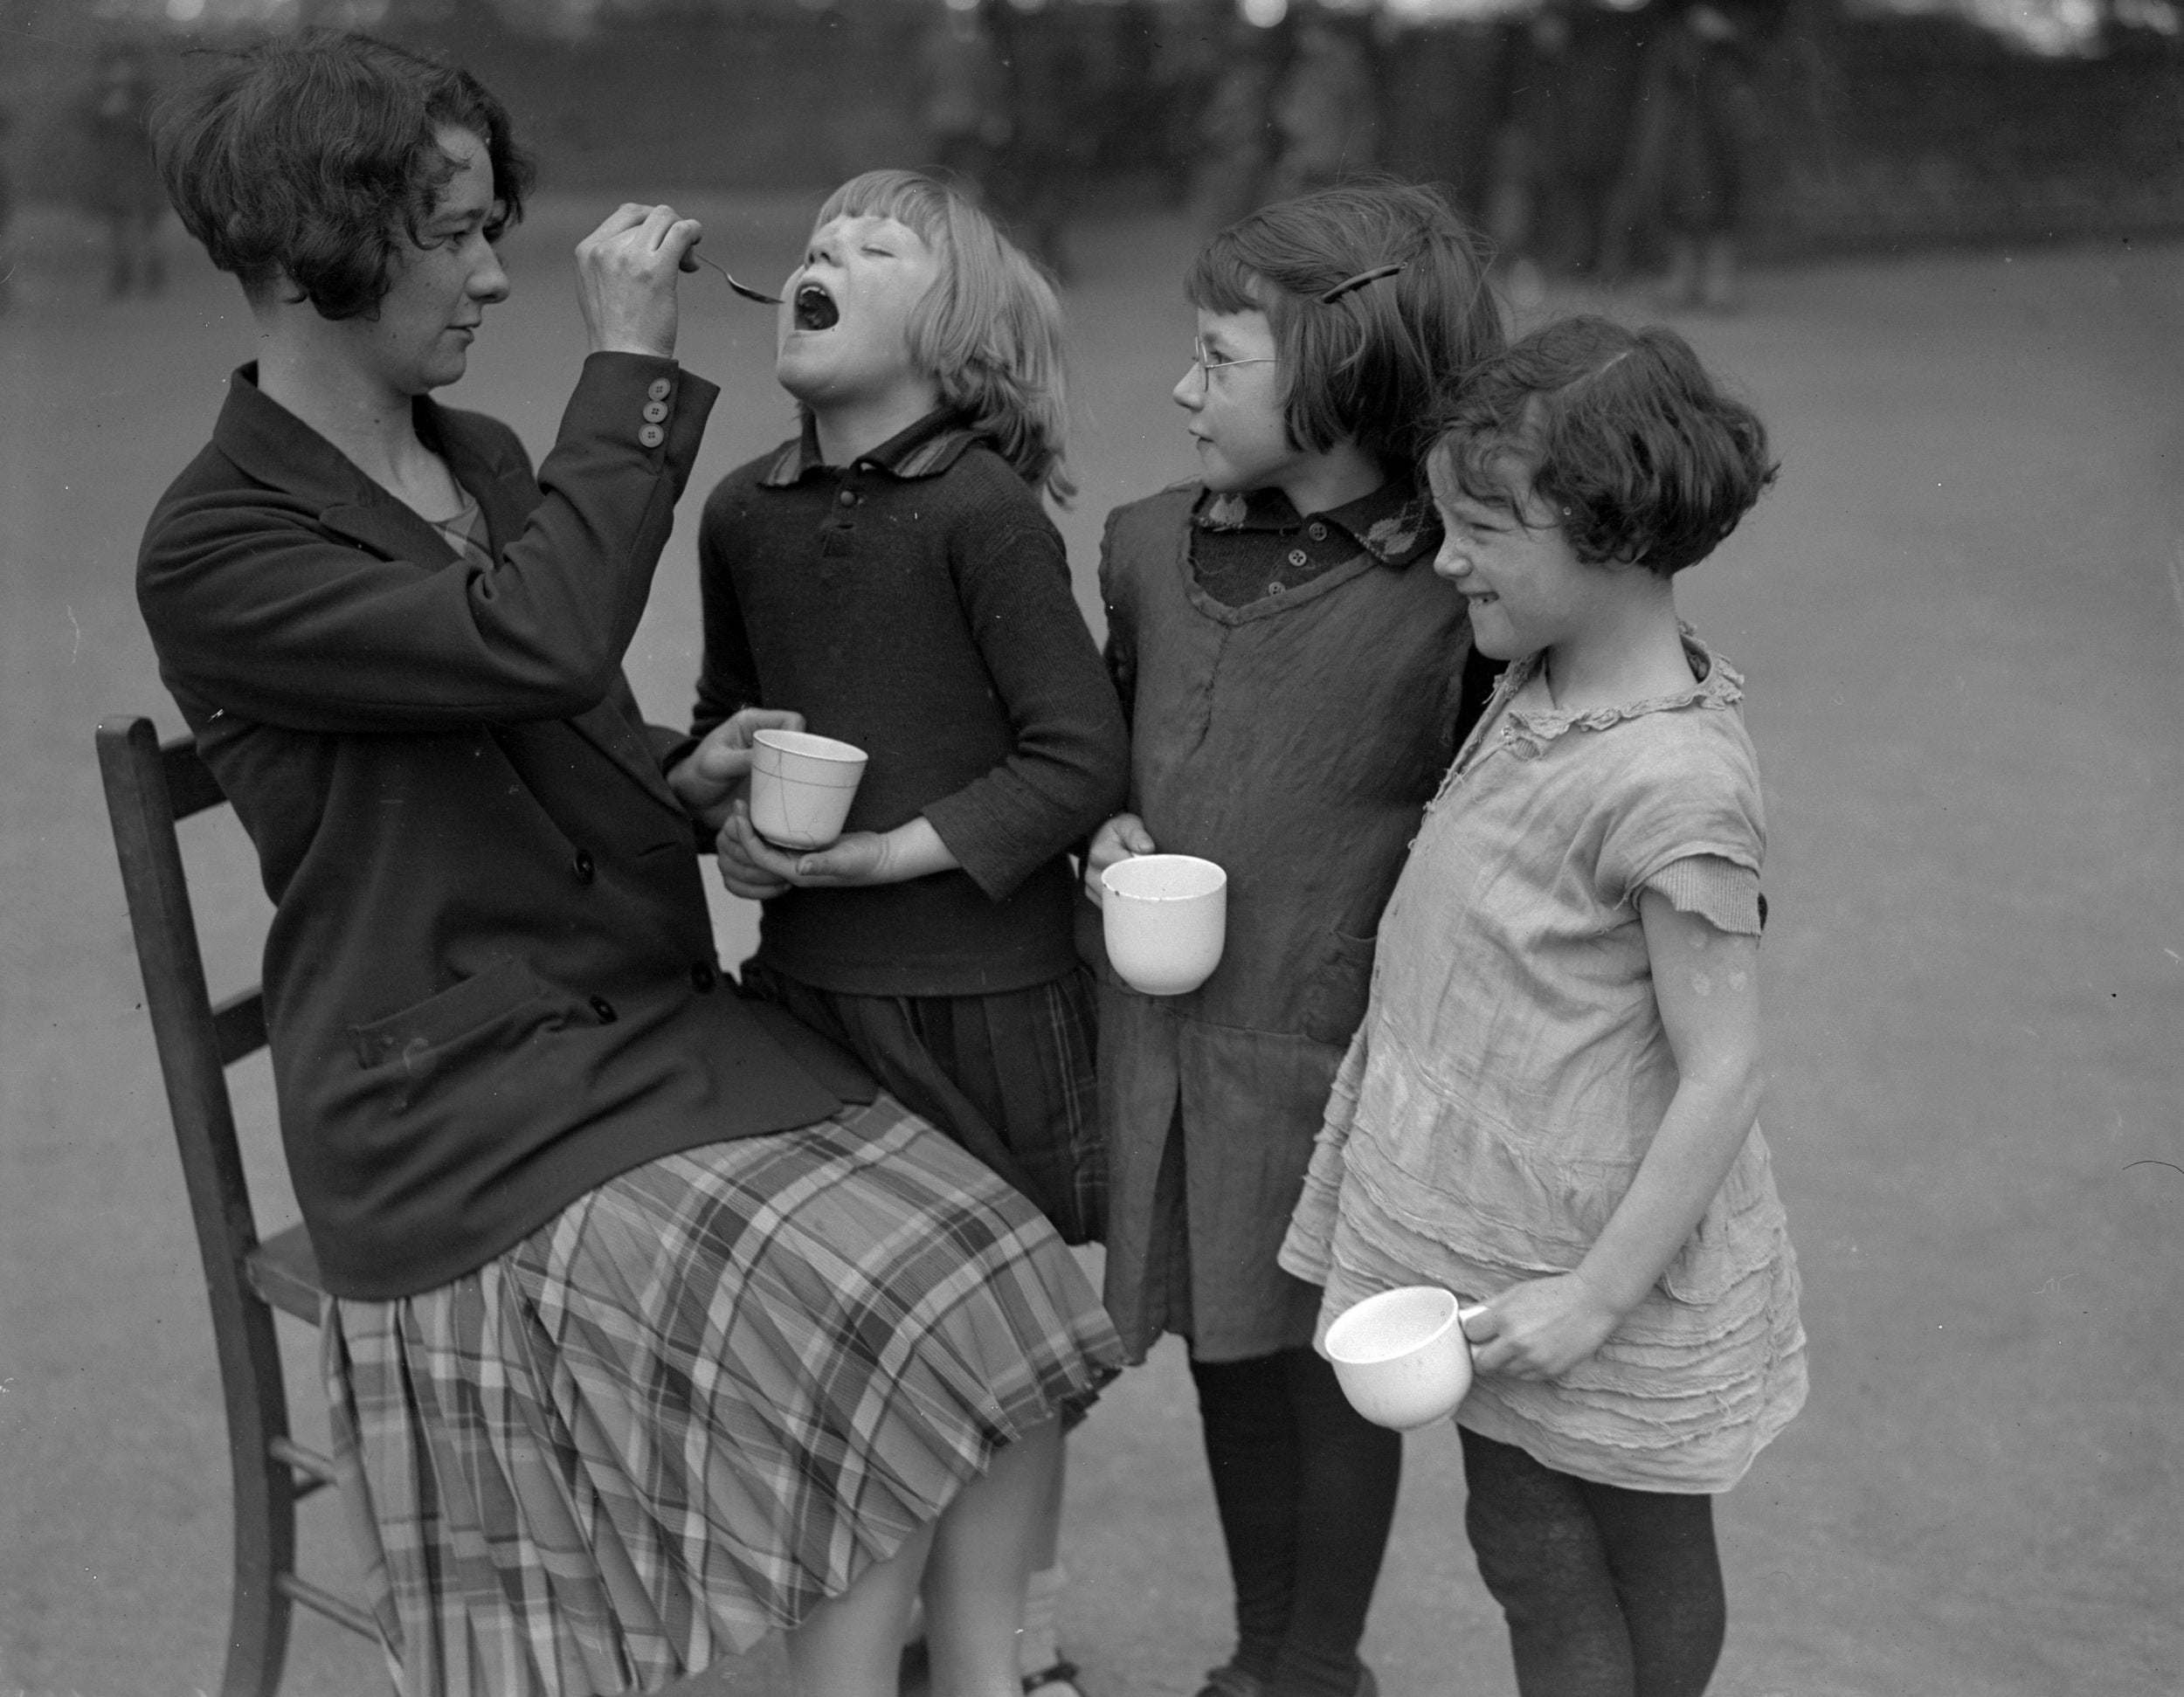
0,43,169,310
919,0,1782,307
3,0,2182,317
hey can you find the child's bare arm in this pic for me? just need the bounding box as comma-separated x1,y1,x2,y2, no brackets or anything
1468,891,1763,1381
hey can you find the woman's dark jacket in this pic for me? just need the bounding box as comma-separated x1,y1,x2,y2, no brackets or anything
137,354,870,1300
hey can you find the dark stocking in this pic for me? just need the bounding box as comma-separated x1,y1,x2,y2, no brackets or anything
1460,1426,1725,1697
1191,1347,1403,1696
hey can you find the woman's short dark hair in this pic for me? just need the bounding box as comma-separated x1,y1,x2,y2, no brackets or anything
1431,315,1777,577
1186,179,1503,472
151,31,532,321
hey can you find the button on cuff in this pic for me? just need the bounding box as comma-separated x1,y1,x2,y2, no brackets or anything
646,376,673,402
638,423,666,449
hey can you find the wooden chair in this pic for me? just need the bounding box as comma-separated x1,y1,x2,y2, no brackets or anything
96,714,377,1697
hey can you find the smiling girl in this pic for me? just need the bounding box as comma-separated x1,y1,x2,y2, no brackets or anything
1282,316,1807,1697
687,169,1127,1697
1082,183,1502,1697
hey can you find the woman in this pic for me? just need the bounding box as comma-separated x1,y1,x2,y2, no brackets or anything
138,33,1119,1697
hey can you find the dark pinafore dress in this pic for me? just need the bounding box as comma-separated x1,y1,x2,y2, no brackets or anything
1086,480,1477,1363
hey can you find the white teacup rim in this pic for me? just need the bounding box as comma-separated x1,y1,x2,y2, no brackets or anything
753,728,867,764
1325,1286,1485,1365
1102,852,1227,902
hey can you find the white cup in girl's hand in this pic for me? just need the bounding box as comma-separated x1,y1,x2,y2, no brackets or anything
749,730,868,850
1101,853,1227,997
1325,1286,1487,1431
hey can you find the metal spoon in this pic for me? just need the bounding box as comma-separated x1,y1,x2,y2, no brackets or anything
683,252,783,306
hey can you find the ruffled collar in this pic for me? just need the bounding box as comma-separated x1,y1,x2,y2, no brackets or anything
1441,627,1741,794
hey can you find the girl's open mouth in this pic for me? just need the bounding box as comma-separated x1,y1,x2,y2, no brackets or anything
793,283,840,331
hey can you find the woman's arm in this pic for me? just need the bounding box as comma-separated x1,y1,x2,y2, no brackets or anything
1465,890,1763,1380
140,210,711,735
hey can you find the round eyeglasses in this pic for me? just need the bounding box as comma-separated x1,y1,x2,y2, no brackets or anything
1190,338,1278,381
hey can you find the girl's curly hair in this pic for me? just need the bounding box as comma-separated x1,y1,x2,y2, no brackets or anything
1431,315,1777,576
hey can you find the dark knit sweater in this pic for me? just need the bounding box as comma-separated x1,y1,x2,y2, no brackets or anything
694,410,1129,997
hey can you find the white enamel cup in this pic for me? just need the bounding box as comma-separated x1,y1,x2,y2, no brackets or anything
1324,1286,1488,1431
749,730,868,851
1101,853,1227,997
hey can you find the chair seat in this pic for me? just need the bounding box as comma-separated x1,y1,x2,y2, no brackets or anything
247,1225,325,1325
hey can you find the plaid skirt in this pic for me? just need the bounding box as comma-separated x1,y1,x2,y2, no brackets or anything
323,1095,1123,1697
740,962,1106,1245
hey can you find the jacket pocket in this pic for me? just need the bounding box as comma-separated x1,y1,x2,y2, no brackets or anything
348,956,557,1093
1300,929,1379,1045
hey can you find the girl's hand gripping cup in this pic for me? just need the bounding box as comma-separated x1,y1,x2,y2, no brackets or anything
1100,853,1227,996
749,729,868,851
1324,1287,1490,1431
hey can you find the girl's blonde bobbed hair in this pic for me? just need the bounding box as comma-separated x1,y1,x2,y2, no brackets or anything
814,169,1075,505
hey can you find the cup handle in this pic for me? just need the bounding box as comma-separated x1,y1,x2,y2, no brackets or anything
1455,1301,1490,1342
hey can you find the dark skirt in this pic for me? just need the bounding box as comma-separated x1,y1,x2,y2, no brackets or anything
324,1095,1123,1697
740,963,1106,1246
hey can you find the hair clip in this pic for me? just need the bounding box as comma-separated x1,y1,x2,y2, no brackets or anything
1318,263,1405,305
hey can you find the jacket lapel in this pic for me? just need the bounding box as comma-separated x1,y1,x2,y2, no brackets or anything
213,367,688,818
319,495,459,564
433,402,688,817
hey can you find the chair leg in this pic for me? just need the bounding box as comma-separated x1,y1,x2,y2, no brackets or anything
215,1300,299,1697
220,1474,296,1697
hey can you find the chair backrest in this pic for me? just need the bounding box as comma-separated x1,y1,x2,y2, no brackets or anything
97,716,271,1287
96,714,370,1697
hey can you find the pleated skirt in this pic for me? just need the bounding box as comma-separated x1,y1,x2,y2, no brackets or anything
741,961,1106,1245
323,1094,1123,1697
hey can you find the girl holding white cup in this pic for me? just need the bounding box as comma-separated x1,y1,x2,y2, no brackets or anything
1082,184,1504,1697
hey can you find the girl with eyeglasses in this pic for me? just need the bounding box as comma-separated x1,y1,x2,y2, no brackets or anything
1081,181,1503,1697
